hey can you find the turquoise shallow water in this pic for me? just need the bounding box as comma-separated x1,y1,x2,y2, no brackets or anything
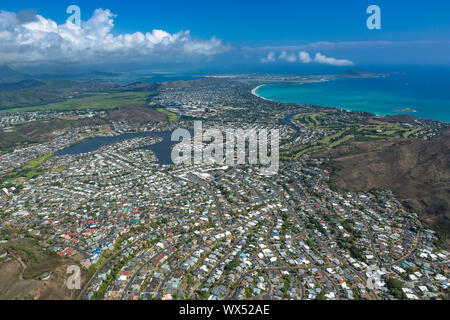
255,72,450,123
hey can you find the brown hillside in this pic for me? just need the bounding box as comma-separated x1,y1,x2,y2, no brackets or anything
107,104,166,125
381,114,420,124
317,138,450,234
17,118,108,140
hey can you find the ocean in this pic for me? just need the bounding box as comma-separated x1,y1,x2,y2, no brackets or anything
255,68,450,123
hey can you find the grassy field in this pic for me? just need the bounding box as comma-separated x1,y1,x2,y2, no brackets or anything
282,114,422,160
3,153,54,182
0,92,150,113
294,112,326,127
24,153,53,169
4,168,47,182
156,108,179,122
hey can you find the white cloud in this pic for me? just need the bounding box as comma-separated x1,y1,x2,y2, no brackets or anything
261,51,276,63
0,9,229,66
279,51,297,63
298,51,311,63
260,50,353,66
313,53,355,66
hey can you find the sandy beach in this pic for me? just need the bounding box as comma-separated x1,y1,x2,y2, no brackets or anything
251,84,275,102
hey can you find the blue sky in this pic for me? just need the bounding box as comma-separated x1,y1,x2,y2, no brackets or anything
3,0,450,42
1,0,450,72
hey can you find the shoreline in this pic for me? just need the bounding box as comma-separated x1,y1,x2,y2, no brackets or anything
251,84,448,123
251,85,275,102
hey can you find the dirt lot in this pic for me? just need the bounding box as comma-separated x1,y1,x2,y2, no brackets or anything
0,240,87,300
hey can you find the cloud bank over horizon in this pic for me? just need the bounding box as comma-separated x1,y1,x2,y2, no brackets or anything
1,7,448,71
0,8,230,66
260,50,354,66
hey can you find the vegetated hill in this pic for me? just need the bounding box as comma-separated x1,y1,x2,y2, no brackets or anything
0,65,27,82
16,118,109,140
0,77,227,112
0,79,119,110
0,118,110,152
0,105,165,151
0,80,45,90
107,104,167,125
380,114,421,125
122,77,230,92
317,137,450,241
433,127,450,141
0,130,31,151
122,82,160,92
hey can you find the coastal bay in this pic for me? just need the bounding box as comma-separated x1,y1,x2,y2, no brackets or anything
253,72,450,123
